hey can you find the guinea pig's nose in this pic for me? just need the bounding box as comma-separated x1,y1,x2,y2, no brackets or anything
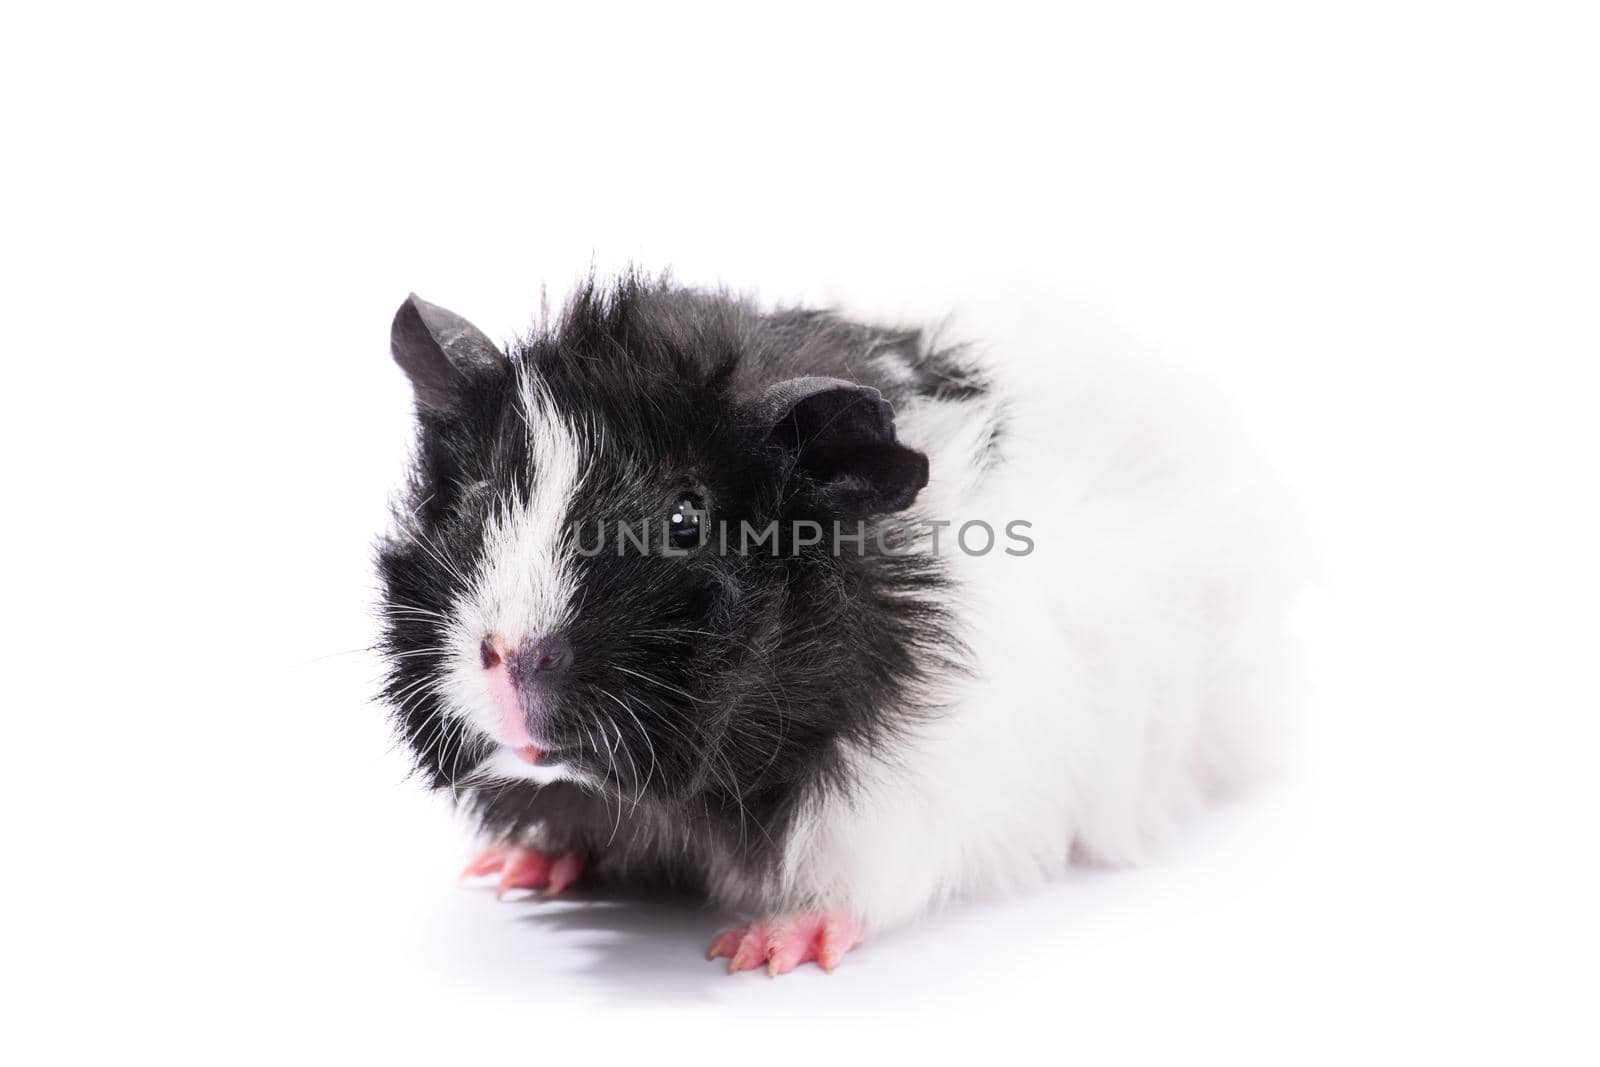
512,633,573,683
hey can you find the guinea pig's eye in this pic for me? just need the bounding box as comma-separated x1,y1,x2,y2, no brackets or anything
668,493,707,551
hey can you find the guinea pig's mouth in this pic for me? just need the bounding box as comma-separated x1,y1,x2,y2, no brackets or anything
509,743,563,766
498,732,569,768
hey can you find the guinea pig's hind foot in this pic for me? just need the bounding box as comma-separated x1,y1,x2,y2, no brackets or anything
706,911,865,976
459,844,585,899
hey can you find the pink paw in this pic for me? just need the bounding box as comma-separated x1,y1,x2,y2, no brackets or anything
706,911,865,975
460,844,585,899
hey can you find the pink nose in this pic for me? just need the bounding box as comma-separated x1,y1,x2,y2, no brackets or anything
479,633,547,761
481,633,572,763
480,634,573,679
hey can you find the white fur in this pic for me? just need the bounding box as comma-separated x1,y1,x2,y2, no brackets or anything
477,747,593,787
776,305,1302,932
440,367,591,780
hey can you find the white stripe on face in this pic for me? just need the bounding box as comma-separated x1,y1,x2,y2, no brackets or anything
443,368,586,749
470,368,585,643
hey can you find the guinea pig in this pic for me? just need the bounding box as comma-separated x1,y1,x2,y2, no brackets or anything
375,272,1298,976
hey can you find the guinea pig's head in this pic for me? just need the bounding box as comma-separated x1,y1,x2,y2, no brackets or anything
376,285,936,807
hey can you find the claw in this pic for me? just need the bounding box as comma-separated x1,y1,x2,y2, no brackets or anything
458,846,509,880
496,848,552,898
728,925,770,974
816,914,860,972
546,851,585,895
705,928,745,962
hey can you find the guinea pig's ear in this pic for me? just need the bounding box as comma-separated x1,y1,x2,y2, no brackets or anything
389,293,504,412
759,377,930,515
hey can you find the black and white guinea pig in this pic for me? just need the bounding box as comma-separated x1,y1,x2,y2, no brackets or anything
376,272,1296,975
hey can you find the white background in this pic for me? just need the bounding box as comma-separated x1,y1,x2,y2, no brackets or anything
3,2,1596,1062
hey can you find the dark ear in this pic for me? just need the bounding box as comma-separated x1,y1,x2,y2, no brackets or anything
758,377,929,515
389,293,503,412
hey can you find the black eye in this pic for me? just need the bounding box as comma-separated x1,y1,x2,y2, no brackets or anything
668,493,706,551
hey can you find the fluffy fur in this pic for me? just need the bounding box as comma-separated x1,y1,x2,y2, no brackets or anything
375,272,1297,933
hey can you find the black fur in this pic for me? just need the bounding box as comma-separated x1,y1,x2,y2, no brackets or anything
375,273,986,897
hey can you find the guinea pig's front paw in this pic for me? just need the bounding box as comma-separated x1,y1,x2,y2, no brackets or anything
706,911,865,976
459,844,585,899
